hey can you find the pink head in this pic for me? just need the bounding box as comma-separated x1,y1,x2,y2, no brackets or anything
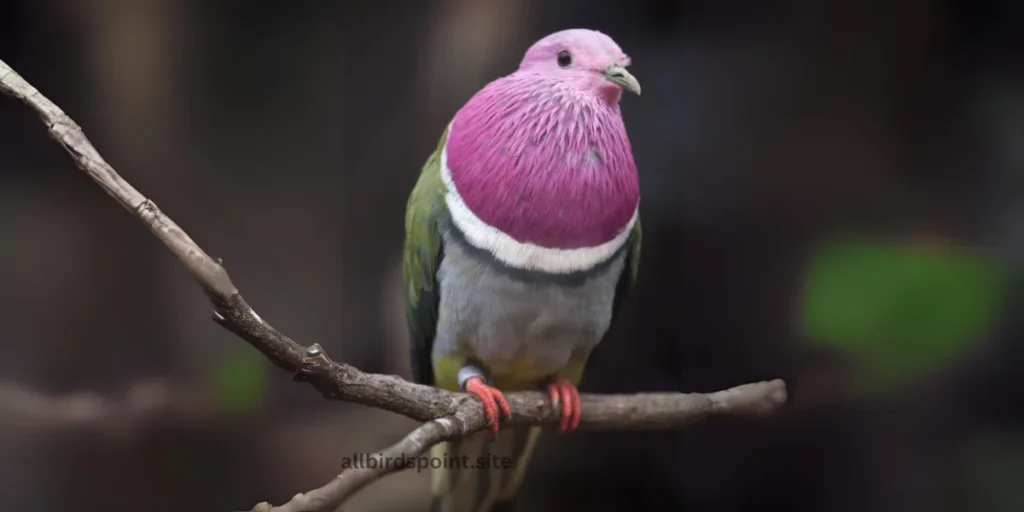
517,28,640,104
443,29,641,265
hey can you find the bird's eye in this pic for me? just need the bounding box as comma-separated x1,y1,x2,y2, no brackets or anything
556,50,572,68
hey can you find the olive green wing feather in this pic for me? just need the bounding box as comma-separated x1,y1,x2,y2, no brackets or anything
402,130,449,386
610,216,642,325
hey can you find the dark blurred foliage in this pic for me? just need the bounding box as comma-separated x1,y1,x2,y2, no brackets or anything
0,0,1020,511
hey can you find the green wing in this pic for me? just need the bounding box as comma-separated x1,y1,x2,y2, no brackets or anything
402,129,448,386
610,217,642,324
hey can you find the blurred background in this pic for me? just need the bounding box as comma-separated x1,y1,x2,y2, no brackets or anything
0,0,1020,511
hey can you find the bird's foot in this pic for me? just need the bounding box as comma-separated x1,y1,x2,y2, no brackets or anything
546,378,581,432
459,366,511,434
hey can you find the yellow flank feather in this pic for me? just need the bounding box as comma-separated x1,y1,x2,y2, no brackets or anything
428,352,588,512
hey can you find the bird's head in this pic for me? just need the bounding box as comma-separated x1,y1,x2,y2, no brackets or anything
518,29,640,104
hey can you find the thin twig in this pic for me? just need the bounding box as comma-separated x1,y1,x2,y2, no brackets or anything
0,58,789,511
253,414,470,512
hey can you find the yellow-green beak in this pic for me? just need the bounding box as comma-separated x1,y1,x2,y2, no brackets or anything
603,65,641,96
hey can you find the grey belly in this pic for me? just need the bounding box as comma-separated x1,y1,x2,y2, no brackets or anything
434,231,626,378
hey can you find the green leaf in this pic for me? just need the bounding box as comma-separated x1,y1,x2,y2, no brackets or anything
215,346,268,412
800,237,1008,392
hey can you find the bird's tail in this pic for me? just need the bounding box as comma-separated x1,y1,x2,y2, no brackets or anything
429,425,541,512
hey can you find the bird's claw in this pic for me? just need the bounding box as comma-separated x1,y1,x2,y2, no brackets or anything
464,376,512,434
546,378,581,432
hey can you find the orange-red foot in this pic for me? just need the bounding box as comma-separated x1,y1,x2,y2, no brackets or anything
464,376,511,434
546,378,581,432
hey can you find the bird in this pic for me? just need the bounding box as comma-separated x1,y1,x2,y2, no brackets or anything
402,28,642,512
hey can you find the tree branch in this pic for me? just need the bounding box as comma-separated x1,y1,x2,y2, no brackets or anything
0,378,203,433
253,379,786,512
0,58,789,511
